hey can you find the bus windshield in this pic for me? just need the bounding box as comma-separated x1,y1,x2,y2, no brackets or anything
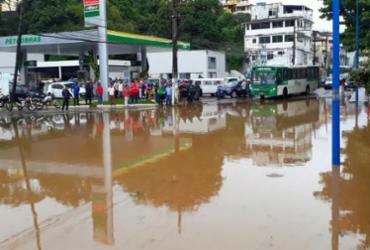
253,71,276,85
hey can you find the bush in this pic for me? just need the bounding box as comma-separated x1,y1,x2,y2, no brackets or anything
350,68,370,93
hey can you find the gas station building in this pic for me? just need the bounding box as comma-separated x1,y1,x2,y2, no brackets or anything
0,29,191,85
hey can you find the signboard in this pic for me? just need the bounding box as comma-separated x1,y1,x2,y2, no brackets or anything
83,0,101,27
25,60,37,67
3,36,42,46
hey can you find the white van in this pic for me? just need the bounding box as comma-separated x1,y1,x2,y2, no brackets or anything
193,78,224,96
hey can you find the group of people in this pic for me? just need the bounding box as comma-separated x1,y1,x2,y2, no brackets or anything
60,78,176,111
107,79,174,106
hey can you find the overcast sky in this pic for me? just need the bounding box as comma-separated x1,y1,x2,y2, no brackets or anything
250,0,333,32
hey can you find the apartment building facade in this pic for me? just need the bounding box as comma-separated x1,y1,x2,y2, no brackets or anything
244,3,314,68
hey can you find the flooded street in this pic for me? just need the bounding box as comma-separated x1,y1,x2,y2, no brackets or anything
0,99,369,250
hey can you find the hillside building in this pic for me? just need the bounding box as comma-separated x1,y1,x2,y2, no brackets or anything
222,0,252,14
244,3,314,68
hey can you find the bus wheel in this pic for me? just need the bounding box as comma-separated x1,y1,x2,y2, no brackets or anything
283,88,288,98
305,85,310,95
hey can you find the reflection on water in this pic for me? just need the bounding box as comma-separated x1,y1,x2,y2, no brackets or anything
315,123,370,250
0,99,368,249
246,100,318,166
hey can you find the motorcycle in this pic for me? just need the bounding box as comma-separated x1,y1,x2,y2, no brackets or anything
7,96,36,112
33,94,61,110
0,92,12,111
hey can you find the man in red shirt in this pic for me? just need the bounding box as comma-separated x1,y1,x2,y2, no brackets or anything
131,81,139,104
96,83,103,105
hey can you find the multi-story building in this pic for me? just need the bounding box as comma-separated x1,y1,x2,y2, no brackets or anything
222,0,252,14
244,2,314,68
313,31,354,75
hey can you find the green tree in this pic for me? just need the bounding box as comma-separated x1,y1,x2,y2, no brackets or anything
0,0,249,70
320,0,370,51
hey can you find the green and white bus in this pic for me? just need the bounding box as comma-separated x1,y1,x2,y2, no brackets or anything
250,66,320,98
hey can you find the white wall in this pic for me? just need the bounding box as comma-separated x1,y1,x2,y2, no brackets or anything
0,52,16,74
0,52,44,74
147,50,226,79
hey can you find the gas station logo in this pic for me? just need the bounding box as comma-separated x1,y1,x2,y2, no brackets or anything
83,0,100,18
4,36,41,45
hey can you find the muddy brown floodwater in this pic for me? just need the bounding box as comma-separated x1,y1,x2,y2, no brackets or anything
0,99,369,250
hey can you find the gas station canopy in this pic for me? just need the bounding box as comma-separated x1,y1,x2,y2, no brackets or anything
0,29,191,55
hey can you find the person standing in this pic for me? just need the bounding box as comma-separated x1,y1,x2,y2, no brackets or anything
131,81,139,104
140,80,146,99
165,84,173,105
108,84,115,105
113,80,120,98
96,83,104,105
62,86,71,111
85,81,93,105
73,83,80,106
123,84,131,106
157,84,166,105
118,80,123,98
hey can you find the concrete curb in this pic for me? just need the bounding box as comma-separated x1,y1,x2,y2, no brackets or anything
96,104,158,109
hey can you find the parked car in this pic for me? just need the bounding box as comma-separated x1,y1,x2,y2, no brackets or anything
47,81,86,99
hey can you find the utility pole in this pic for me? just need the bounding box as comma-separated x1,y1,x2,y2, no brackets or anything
354,0,360,68
354,0,360,106
171,0,179,105
313,31,317,66
12,0,24,102
325,33,329,75
98,0,109,102
292,19,296,65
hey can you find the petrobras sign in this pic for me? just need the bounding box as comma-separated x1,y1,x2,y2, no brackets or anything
83,0,101,27
0,35,42,46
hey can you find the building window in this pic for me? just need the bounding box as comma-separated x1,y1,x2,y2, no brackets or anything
297,33,304,43
179,73,191,79
267,52,274,60
261,22,270,29
208,72,217,78
208,57,216,69
285,34,294,42
259,36,271,44
272,21,283,28
251,22,270,30
272,35,283,43
285,20,295,27
252,38,256,43
251,23,259,30
288,69,293,79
